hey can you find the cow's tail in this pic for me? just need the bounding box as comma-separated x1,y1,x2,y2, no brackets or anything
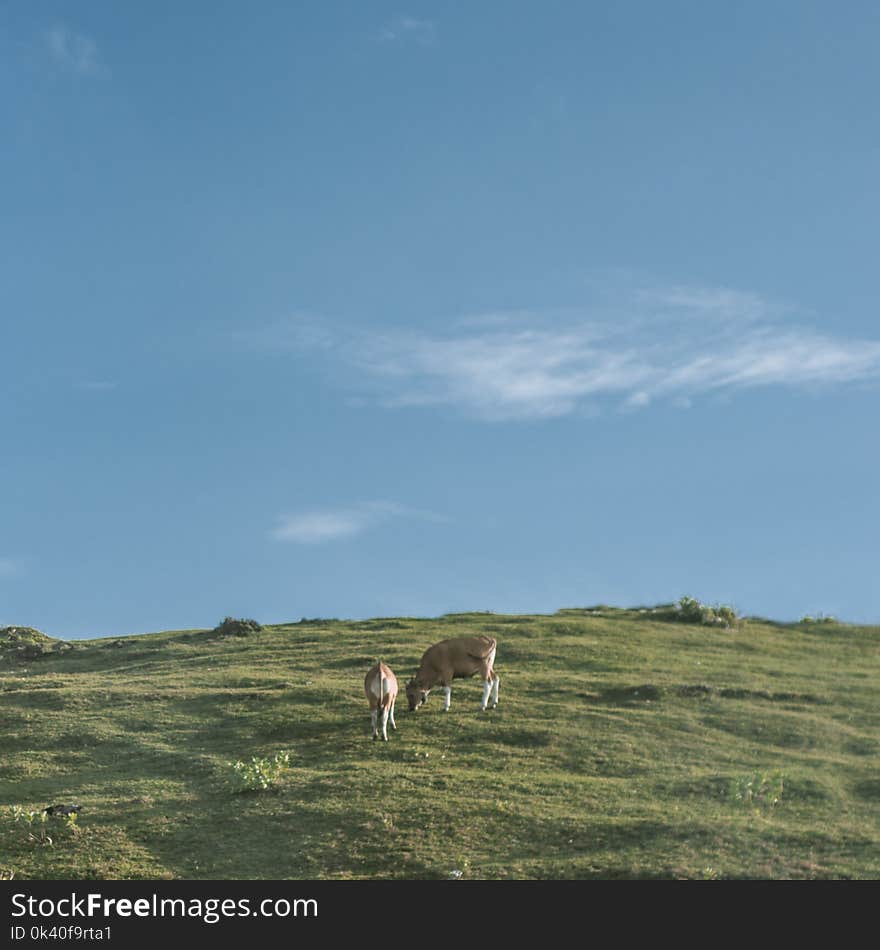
468,637,497,662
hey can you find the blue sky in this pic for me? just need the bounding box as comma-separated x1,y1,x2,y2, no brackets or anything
2,2,879,638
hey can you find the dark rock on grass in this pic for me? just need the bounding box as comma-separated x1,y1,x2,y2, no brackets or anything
599,683,662,704
44,804,82,817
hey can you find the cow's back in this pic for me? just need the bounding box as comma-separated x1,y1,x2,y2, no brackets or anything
423,635,496,674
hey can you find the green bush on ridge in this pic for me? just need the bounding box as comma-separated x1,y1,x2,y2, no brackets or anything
213,617,263,638
675,596,740,629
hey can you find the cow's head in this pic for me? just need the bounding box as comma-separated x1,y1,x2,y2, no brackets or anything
406,677,428,711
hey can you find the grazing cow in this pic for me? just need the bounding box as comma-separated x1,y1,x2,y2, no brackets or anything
364,661,398,741
406,635,499,712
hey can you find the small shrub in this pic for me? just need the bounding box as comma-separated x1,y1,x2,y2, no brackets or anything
675,596,739,628
213,617,263,638
8,805,80,847
10,805,46,828
229,751,291,792
677,596,705,623
799,613,836,625
730,771,785,810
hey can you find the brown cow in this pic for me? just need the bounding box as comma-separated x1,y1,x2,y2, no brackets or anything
406,635,499,712
364,661,398,741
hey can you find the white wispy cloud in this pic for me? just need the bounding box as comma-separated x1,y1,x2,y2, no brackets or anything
354,325,649,419
377,16,437,45
635,285,772,322
271,501,446,544
46,25,105,77
242,284,880,421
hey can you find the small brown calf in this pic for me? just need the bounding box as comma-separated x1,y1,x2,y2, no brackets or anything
364,661,398,741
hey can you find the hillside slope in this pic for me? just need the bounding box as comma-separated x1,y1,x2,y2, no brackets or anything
1,608,878,879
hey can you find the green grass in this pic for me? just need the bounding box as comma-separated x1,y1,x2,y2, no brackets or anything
1,608,878,879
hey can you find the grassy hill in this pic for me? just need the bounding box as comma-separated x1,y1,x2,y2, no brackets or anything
1,607,878,880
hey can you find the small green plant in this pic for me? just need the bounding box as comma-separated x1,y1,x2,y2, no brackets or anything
214,617,263,638
676,596,739,628
8,806,74,847
730,771,785,811
229,750,291,792
715,605,738,626
800,613,836,625
677,595,706,623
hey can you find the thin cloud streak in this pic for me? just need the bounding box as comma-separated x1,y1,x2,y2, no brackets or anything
377,17,437,45
271,501,446,544
357,327,650,419
243,284,880,421
636,285,772,323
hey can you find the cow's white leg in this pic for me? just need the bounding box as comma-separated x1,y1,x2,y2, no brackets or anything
380,706,390,741
491,674,500,708
389,700,397,730
371,709,378,739
442,686,451,711
480,679,491,711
